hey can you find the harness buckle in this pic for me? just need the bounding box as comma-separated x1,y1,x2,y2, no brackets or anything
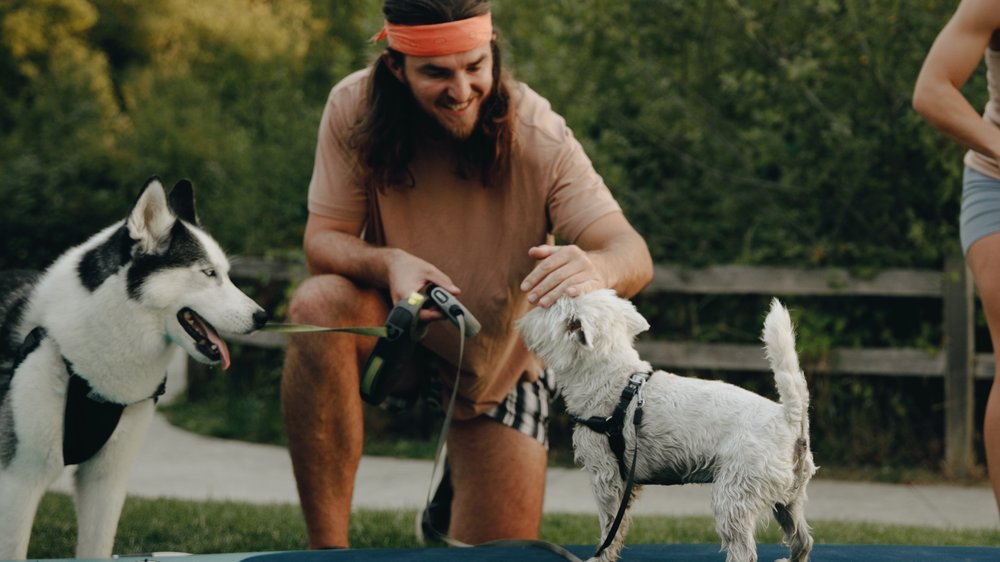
630,372,647,407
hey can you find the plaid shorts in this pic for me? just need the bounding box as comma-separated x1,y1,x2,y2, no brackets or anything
480,368,556,448
385,349,556,450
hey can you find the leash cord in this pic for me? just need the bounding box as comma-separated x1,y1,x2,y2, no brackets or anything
257,322,388,337
592,401,643,559
421,315,585,562
268,316,633,561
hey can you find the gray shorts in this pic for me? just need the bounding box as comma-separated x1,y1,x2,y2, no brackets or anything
960,166,1000,255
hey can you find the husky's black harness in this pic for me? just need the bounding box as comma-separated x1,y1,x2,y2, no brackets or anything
16,326,166,466
572,371,652,480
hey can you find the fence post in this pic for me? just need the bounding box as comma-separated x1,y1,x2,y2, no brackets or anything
942,256,975,478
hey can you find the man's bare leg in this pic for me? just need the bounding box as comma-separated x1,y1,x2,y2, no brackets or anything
447,417,548,542
281,275,387,548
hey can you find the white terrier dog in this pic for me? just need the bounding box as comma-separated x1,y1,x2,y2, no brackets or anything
518,290,816,562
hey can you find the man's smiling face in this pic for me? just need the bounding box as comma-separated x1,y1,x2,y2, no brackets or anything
388,43,494,140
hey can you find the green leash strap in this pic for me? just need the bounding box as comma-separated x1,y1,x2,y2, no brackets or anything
258,323,388,338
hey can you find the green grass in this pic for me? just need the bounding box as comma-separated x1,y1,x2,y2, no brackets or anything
27,493,1000,559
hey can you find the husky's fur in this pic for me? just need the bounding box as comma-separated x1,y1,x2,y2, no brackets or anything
0,177,267,559
518,290,816,562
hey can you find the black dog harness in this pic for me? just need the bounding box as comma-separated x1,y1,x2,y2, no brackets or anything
17,326,166,466
572,370,653,560
572,371,653,480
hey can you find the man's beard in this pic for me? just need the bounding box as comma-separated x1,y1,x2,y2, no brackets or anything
414,104,481,142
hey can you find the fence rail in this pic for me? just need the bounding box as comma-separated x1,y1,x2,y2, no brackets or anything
228,256,985,477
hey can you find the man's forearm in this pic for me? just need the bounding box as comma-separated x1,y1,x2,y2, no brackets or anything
589,229,653,299
304,229,396,288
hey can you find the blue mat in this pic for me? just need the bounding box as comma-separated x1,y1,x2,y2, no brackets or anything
242,544,1000,561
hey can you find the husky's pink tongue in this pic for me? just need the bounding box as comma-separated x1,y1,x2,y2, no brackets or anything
206,329,231,370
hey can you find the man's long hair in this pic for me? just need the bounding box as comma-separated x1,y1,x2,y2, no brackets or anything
348,0,515,193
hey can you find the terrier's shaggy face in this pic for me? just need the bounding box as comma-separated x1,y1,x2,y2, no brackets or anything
518,290,816,562
518,289,648,376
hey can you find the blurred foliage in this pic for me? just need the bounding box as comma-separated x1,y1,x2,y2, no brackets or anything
498,0,965,267
0,0,971,269
0,0,380,267
1,1,991,472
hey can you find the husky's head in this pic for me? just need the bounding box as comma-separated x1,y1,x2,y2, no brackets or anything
116,177,267,368
517,289,649,374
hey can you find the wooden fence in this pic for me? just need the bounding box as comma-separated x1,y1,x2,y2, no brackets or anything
228,256,987,478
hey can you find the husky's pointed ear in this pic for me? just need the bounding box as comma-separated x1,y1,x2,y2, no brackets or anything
168,179,200,226
127,177,176,254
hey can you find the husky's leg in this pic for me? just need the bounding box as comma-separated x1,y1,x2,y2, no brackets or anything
73,401,155,558
0,469,52,559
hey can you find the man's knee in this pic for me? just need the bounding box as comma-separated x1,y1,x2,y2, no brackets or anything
288,275,387,326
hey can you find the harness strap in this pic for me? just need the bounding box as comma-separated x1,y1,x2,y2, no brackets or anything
593,404,644,559
63,371,126,465
571,371,652,560
13,326,46,370
14,326,167,466
572,371,652,479
62,362,166,466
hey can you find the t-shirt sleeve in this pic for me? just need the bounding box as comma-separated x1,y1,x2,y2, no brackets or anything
307,74,369,222
519,87,622,244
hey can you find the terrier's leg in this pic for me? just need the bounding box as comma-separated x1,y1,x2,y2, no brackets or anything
713,472,766,562
587,466,639,562
774,500,813,562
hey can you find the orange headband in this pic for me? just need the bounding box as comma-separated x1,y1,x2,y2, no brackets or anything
371,12,493,57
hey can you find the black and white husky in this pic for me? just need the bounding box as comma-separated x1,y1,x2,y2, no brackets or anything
0,177,267,559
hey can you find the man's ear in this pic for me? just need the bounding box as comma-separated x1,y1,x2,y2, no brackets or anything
383,52,405,83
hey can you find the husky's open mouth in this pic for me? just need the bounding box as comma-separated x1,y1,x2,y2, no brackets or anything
178,307,231,369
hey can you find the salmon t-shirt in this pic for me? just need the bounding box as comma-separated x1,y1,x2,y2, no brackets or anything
308,68,624,418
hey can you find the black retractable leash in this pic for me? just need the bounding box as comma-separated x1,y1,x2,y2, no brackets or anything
359,283,480,405
355,286,586,561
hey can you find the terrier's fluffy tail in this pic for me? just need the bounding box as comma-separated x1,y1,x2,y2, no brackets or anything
762,298,810,437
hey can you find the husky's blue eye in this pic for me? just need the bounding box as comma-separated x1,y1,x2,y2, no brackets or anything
202,268,217,278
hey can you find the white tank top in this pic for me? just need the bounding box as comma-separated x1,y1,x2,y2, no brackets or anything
964,48,1000,180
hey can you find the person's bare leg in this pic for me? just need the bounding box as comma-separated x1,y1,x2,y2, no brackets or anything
281,275,387,548
446,417,548,542
965,233,1000,513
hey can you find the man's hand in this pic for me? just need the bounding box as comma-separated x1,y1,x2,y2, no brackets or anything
520,244,606,308
384,248,461,322
520,213,653,308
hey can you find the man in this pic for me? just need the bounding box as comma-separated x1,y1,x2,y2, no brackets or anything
281,0,653,549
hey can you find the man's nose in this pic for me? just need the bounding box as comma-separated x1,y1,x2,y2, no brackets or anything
448,73,471,101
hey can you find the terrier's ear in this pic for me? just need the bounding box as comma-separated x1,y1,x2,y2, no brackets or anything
127,176,176,254
620,299,651,338
568,317,593,349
